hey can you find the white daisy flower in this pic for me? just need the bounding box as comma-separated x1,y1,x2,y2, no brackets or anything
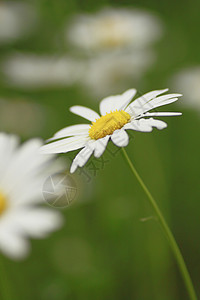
0,133,63,260
171,66,200,112
2,53,84,89
40,89,182,173
0,2,37,45
66,8,163,53
80,50,154,98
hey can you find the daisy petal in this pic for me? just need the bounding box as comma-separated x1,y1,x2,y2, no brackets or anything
40,136,89,154
0,138,49,191
124,120,152,132
47,124,90,141
94,136,110,158
144,118,167,130
142,112,182,117
141,94,182,114
126,90,182,117
111,129,129,147
0,229,30,260
126,88,169,116
70,141,95,173
11,208,63,238
70,105,100,122
124,118,167,132
152,93,182,103
100,89,137,115
142,98,179,113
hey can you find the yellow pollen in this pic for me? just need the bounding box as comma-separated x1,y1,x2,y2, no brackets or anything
0,191,7,216
89,110,131,140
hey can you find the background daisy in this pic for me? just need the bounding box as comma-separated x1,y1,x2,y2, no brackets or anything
0,133,63,260
170,66,200,113
63,7,163,98
2,53,84,89
79,51,154,97
0,1,37,45
65,8,162,53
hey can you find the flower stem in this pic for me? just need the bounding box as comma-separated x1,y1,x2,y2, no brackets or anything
121,147,197,300
0,256,12,300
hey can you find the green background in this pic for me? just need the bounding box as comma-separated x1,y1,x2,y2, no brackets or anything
0,0,200,299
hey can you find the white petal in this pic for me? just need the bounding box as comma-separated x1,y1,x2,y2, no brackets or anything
70,105,100,121
0,138,51,191
10,177,46,206
121,89,137,109
126,88,168,108
0,229,30,260
111,129,129,147
94,136,110,158
10,208,63,238
126,89,182,117
126,88,169,116
152,93,182,103
70,141,95,173
40,136,89,154
124,121,152,132
140,98,179,114
99,95,121,115
145,118,167,130
128,97,179,117
0,136,65,208
142,93,182,113
100,89,137,116
124,118,167,132
142,112,182,117
47,124,90,141
0,134,19,182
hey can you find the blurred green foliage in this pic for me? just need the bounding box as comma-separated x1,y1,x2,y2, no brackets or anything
0,0,200,299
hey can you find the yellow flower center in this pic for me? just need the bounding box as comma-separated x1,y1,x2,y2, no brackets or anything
89,110,131,140
0,191,7,216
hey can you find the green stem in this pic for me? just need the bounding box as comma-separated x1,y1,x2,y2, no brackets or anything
121,147,197,300
0,256,12,300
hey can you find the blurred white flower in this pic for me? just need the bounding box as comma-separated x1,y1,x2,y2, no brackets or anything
0,133,64,260
66,8,163,53
0,2,37,45
2,53,84,89
0,99,46,137
171,66,200,111
80,51,154,98
64,8,163,98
